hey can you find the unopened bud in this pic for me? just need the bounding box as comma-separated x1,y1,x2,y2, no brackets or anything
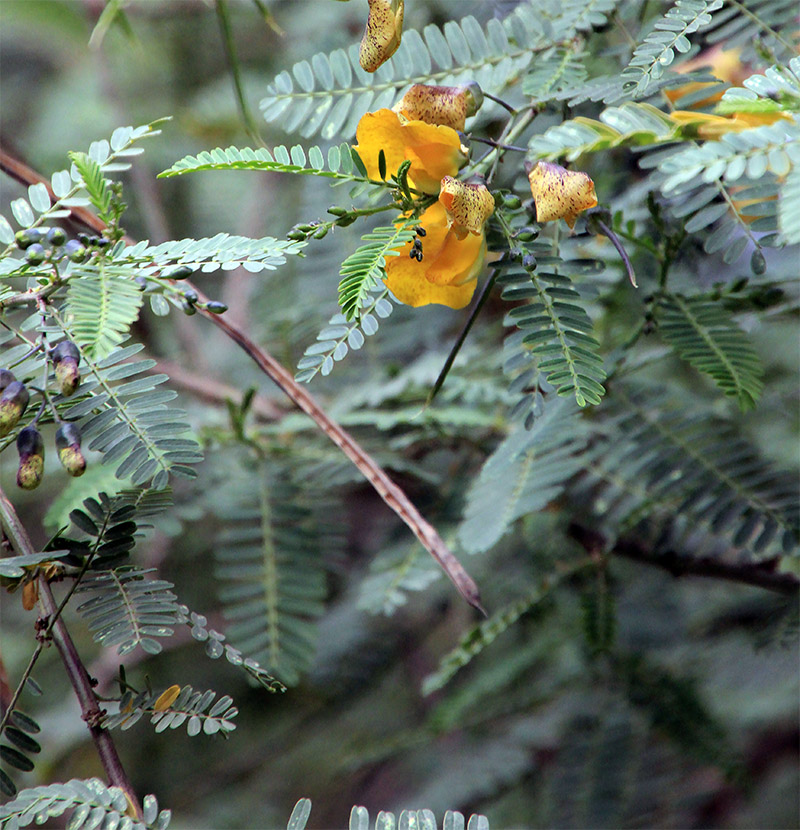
0,369,16,393
64,239,87,263
438,176,495,239
359,0,404,73
0,381,30,437
394,82,483,131
46,227,67,246
287,229,307,241
25,244,46,265
205,301,228,314
161,264,194,280
52,341,81,397
14,229,44,250
500,193,522,209
55,423,86,477
16,426,44,490
327,206,348,217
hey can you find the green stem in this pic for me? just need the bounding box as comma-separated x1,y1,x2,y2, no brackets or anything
215,0,264,147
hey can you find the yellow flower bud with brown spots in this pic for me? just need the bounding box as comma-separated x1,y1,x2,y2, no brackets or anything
394,82,483,131
438,176,495,240
359,0,404,73
526,161,597,229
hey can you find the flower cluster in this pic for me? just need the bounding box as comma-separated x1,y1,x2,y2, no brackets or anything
354,83,493,309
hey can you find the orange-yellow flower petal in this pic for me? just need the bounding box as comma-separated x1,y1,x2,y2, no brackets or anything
393,82,483,132
669,109,792,138
438,176,495,239
527,161,597,229
359,0,404,73
664,47,750,108
384,202,485,309
353,109,466,194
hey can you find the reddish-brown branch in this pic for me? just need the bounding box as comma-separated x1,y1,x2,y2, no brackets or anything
0,487,141,817
569,523,800,596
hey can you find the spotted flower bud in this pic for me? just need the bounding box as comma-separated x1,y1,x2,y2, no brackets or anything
55,423,86,477
438,176,495,239
526,161,597,229
0,381,30,437
52,340,81,397
394,82,483,131
359,0,404,73
16,426,44,490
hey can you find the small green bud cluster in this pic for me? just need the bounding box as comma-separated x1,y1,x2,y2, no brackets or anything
14,227,111,266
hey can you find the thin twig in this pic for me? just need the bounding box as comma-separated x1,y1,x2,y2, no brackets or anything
426,264,502,406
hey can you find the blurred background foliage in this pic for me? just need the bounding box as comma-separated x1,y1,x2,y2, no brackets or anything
0,1,798,828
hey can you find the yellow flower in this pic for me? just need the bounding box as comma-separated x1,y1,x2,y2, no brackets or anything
664,46,750,108
438,176,495,239
393,82,483,132
353,109,466,194
384,202,486,309
359,0,404,73
670,109,792,138
527,161,597,229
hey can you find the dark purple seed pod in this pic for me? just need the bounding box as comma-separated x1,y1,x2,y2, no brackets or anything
16,426,44,490
0,381,30,437
0,369,16,393
55,423,86,477
52,341,81,397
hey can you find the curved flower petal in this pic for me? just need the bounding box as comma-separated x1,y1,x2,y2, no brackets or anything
384,203,485,309
359,0,404,73
438,176,494,239
354,109,465,193
393,82,483,131
669,109,791,138
527,161,597,229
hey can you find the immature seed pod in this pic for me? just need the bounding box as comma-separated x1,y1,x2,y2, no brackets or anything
64,239,87,263
55,422,86,477
52,340,81,397
14,229,45,250
0,369,16,393
0,381,30,437
16,426,44,490
161,264,194,280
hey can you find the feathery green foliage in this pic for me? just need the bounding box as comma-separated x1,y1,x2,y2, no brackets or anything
214,464,327,686
0,779,171,830
102,684,238,737
656,293,764,410
623,0,723,96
